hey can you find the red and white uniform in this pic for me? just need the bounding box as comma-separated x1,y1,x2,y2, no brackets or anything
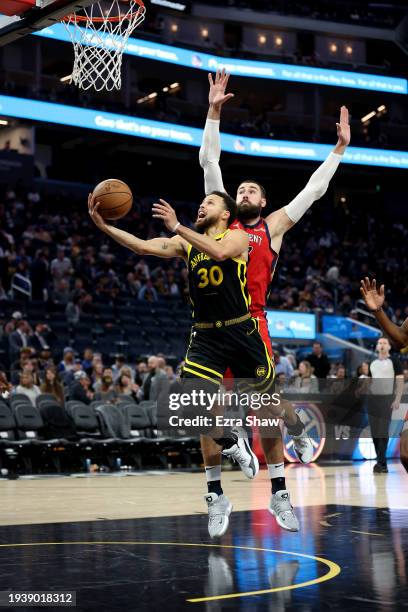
199,117,343,356
230,218,278,355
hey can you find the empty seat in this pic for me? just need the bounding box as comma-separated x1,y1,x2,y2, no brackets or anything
37,402,78,442
13,403,54,445
68,402,114,445
0,404,19,447
125,403,152,439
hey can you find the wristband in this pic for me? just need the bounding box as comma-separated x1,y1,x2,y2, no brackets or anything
173,222,180,233
370,307,383,313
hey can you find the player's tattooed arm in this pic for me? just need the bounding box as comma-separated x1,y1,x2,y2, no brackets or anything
88,195,187,260
152,199,248,261
360,278,408,350
177,226,248,262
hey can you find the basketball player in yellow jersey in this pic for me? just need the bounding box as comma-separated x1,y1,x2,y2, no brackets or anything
361,277,408,474
89,190,301,536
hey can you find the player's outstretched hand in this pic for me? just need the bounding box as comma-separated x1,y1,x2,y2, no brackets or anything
208,68,234,108
88,193,107,231
336,106,351,147
360,277,385,311
152,199,179,232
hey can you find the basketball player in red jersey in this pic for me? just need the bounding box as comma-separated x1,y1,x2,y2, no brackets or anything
360,278,408,474
199,69,351,533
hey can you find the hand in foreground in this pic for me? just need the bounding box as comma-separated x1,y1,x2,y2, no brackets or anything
336,105,351,147
88,193,107,231
152,199,179,232
360,277,385,311
391,400,400,411
208,68,234,108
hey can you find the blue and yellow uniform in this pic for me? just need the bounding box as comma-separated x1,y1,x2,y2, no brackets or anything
182,230,275,391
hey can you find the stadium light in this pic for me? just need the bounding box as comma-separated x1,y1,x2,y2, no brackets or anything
201,28,209,38
0,119,8,125
345,45,353,55
329,43,338,53
137,91,158,104
258,34,267,45
361,110,376,123
170,82,180,89
377,104,386,112
275,36,283,47
170,23,178,33
60,75,72,82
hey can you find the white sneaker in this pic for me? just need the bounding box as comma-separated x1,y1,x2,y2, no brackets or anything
269,490,300,532
221,426,259,479
291,413,314,463
204,492,233,538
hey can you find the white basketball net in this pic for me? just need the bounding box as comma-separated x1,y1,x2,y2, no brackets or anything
63,0,146,91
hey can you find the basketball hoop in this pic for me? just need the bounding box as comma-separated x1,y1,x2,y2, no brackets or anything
62,0,146,92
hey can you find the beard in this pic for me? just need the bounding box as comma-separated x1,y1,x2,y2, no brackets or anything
237,200,263,222
194,216,215,233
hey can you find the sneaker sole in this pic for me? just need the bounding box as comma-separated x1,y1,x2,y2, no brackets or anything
268,506,300,532
295,454,313,465
293,443,314,464
242,438,260,479
209,503,233,538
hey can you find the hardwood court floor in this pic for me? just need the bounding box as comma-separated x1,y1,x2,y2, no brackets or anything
0,462,407,611
0,461,407,526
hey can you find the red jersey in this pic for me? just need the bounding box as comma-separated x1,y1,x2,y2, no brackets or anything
230,218,279,320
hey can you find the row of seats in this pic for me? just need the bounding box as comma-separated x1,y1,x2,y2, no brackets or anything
0,297,193,366
0,394,201,475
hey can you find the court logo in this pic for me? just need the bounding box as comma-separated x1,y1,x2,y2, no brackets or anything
283,403,326,463
256,365,267,378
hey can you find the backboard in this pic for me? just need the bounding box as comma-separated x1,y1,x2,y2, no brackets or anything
0,0,94,45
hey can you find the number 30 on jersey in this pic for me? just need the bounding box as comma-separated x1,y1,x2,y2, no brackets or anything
197,266,224,288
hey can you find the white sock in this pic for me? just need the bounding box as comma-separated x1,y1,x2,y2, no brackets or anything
267,462,284,479
205,465,222,482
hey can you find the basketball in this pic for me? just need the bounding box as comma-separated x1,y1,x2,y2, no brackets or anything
92,179,133,220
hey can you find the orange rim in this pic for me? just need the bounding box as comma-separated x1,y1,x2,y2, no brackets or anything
62,0,145,23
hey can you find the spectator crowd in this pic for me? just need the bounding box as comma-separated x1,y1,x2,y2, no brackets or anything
1,183,408,406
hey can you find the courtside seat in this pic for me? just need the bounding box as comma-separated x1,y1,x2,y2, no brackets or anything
66,402,116,447
0,403,20,448
36,394,61,409
117,402,152,443
13,403,62,446
37,401,78,443
12,402,73,473
10,394,33,406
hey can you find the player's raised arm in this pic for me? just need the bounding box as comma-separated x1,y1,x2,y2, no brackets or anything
152,199,248,262
360,277,408,350
265,106,350,252
199,69,234,195
88,194,187,260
